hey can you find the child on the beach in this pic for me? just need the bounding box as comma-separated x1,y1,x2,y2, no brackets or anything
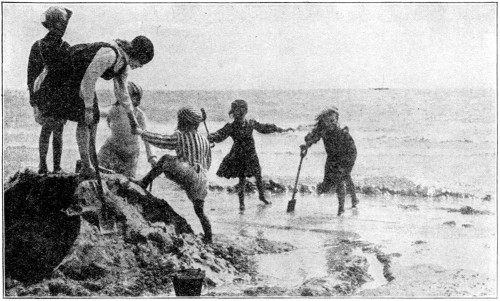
208,99,291,211
300,107,359,216
97,81,156,178
134,106,213,243
27,6,72,174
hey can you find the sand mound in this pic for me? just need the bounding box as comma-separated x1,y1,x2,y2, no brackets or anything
4,170,288,297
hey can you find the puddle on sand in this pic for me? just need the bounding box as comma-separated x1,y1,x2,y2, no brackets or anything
352,248,388,290
256,245,388,290
257,247,329,287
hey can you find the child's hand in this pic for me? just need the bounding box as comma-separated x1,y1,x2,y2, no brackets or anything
148,156,158,167
299,144,308,157
133,126,144,135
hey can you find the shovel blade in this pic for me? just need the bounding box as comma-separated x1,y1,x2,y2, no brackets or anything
286,199,296,213
97,210,117,234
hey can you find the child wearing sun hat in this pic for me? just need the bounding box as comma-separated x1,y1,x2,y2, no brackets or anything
134,106,213,243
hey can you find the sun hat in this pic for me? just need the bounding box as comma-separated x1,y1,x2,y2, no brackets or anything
127,81,143,106
178,106,203,125
130,36,154,65
41,7,72,33
229,99,248,115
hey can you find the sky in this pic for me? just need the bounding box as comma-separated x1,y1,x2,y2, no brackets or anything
2,2,497,90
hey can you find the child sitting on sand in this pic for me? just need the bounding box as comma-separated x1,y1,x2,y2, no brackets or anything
208,99,291,211
300,107,359,216
97,81,156,178
134,106,213,243
27,6,72,174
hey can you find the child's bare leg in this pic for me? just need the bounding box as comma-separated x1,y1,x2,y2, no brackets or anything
255,173,270,204
52,123,64,172
76,122,91,170
336,181,346,216
38,125,52,174
345,174,359,207
238,176,246,211
193,199,212,243
76,122,98,177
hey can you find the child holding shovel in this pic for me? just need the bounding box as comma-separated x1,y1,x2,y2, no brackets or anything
300,107,359,216
208,99,292,211
134,106,213,243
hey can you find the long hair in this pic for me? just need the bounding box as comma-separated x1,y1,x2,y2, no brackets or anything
313,108,339,132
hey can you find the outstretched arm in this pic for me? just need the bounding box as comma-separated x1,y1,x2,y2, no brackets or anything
136,109,157,166
250,119,291,134
303,126,322,148
208,123,232,143
137,128,178,150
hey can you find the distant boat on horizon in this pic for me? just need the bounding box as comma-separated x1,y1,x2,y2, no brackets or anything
370,75,389,90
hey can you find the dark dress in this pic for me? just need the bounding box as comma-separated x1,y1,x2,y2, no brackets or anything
209,119,283,179
305,126,357,186
27,32,71,113
48,42,126,122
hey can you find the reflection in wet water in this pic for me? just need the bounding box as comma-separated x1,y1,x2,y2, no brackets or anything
159,187,496,289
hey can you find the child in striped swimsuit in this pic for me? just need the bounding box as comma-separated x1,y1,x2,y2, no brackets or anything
134,106,213,243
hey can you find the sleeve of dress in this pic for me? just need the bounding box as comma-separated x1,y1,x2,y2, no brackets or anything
27,42,42,105
112,67,134,113
304,126,322,147
140,130,179,150
250,119,284,134
80,48,116,109
137,109,156,159
208,123,232,143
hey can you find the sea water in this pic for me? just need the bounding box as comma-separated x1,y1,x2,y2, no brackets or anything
3,88,497,292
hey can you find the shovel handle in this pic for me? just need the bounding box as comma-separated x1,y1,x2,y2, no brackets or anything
201,108,215,148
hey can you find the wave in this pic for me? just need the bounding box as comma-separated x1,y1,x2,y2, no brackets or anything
208,176,489,200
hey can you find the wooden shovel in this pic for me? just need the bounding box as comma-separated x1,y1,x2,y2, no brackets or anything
286,147,308,213
201,108,215,148
89,127,117,234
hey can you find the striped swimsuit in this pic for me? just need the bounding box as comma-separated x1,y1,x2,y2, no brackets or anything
141,130,211,170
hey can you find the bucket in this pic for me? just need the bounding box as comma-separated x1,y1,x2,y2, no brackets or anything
172,268,205,296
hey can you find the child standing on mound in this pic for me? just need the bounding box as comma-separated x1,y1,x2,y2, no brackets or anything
27,6,72,174
300,107,359,216
209,99,290,211
98,81,156,178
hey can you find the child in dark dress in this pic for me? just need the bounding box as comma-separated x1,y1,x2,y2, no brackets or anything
209,99,290,211
300,107,359,216
27,6,72,174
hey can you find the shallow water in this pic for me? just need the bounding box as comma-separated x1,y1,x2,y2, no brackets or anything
149,178,496,290
3,89,497,293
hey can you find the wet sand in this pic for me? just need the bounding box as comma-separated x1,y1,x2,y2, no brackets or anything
159,178,496,297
